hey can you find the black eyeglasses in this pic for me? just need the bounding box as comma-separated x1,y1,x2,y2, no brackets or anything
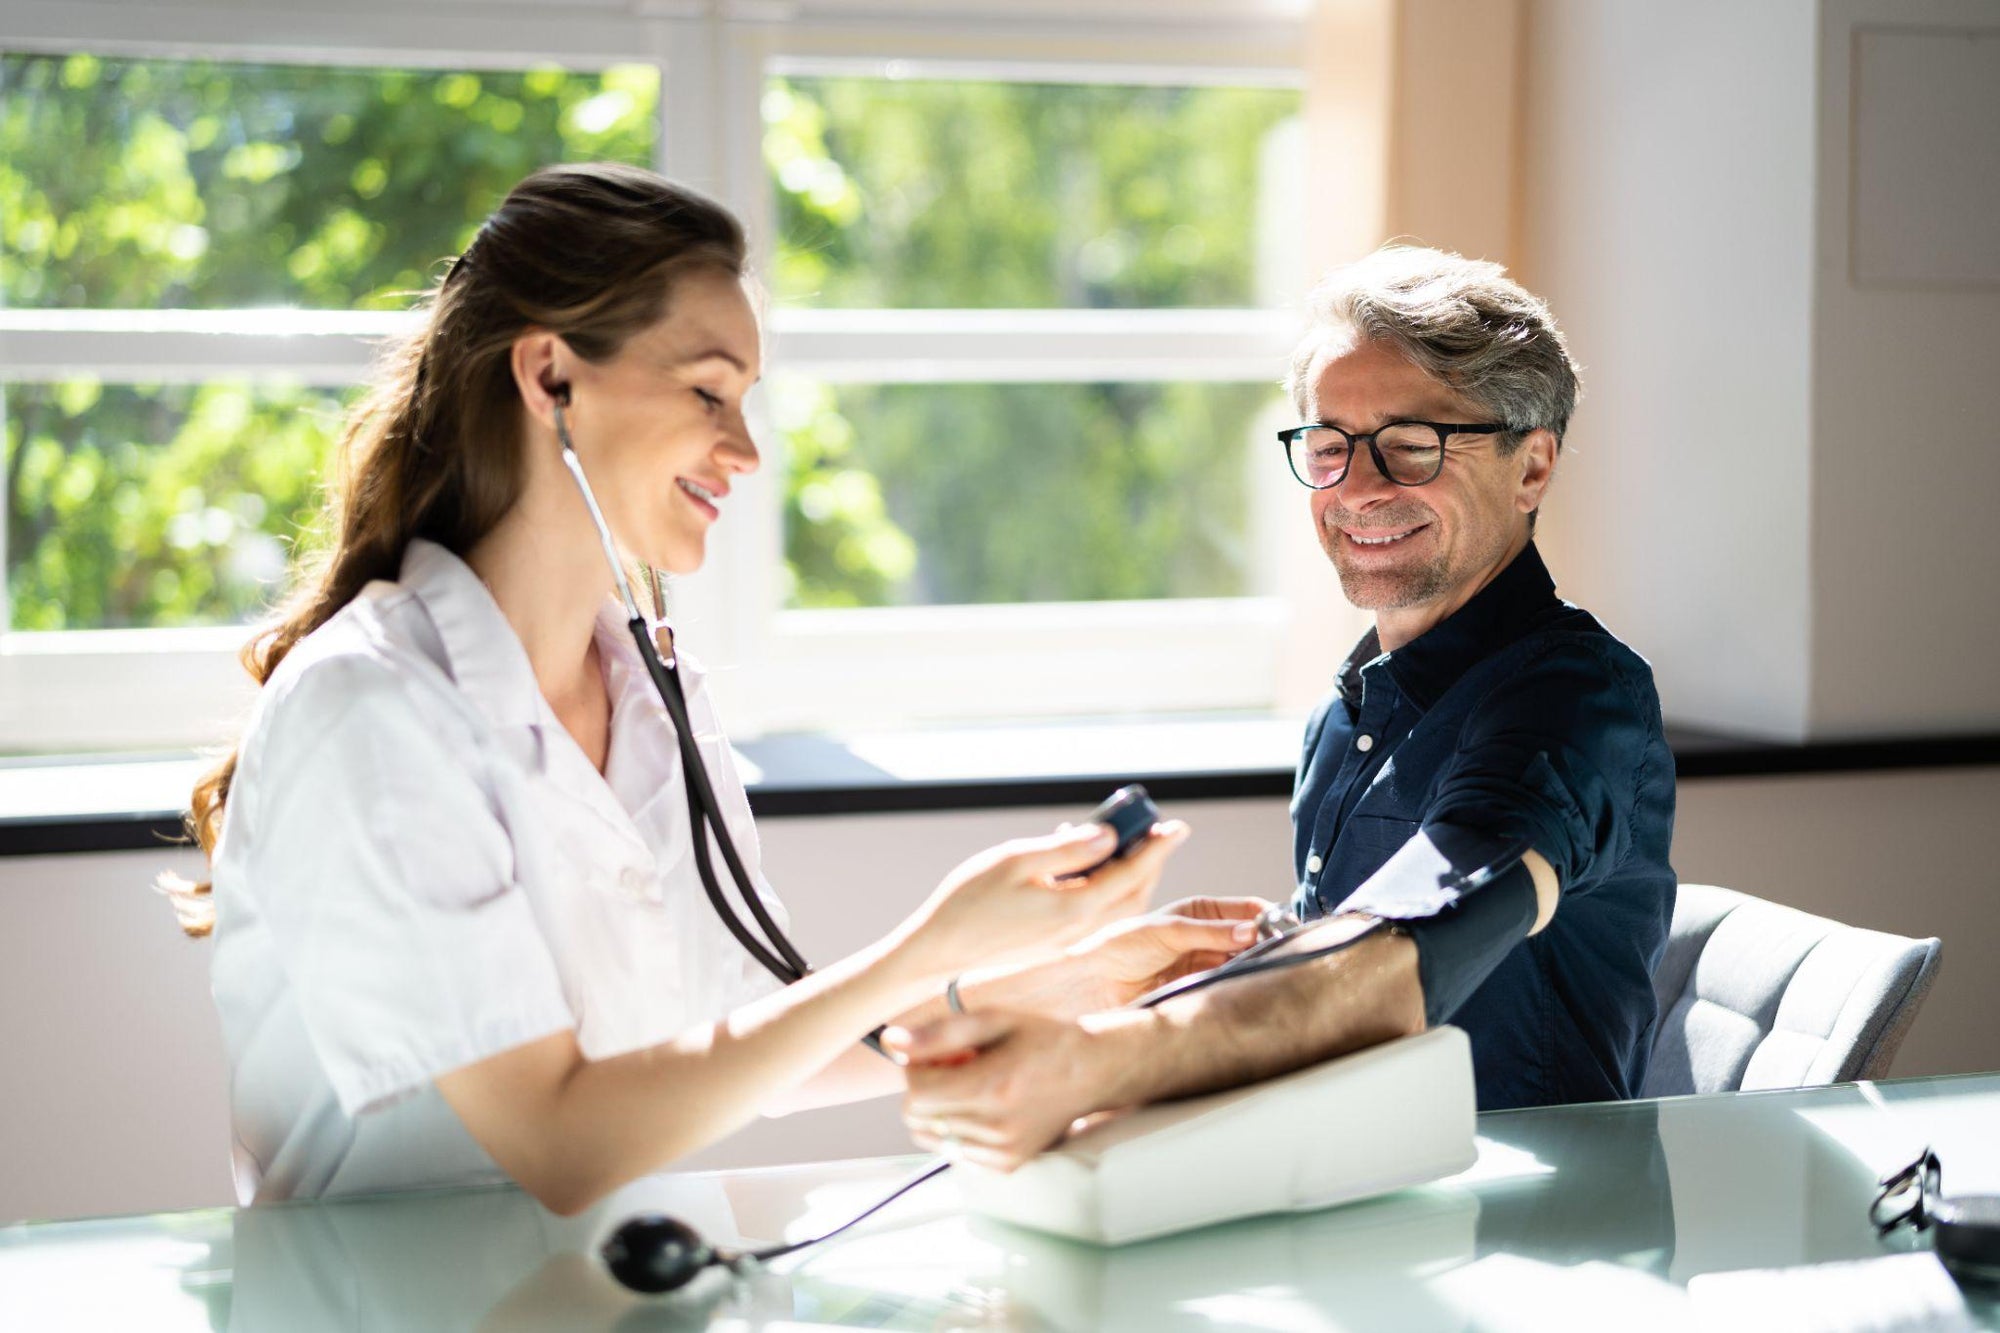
1870,1146,2000,1292
1277,420,1510,490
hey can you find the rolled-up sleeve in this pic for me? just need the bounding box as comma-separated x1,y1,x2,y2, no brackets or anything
1423,640,1657,894
1337,639,1659,919
242,658,575,1116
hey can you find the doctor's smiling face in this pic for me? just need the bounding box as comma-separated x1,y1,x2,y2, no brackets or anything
539,265,764,577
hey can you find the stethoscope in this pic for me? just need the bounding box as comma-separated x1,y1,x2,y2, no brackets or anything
555,389,920,1293
552,393,816,995
551,390,1519,1296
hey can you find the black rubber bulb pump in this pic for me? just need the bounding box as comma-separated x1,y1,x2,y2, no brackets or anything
601,1214,723,1294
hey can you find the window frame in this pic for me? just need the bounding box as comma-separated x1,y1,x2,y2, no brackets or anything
1,0,1360,753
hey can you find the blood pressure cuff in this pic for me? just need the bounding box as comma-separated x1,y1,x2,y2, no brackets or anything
1333,822,1540,1028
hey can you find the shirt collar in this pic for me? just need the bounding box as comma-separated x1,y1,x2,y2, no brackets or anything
400,538,664,865
398,538,549,731
591,600,710,724
1335,625,1381,711
400,536,674,735
1338,541,1562,713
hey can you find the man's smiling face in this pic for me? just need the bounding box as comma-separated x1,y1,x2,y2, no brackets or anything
1306,334,1555,647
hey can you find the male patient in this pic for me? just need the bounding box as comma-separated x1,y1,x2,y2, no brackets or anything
885,246,1676,1169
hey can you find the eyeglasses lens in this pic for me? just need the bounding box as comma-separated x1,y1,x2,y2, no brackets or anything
1290,425,1444,488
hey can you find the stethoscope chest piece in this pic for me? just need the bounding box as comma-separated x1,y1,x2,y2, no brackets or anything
601,1214,726,1294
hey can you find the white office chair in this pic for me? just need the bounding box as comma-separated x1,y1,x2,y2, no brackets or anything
1642,884,1942,1098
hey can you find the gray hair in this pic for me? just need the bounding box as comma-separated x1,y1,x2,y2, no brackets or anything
1286,245,1582,449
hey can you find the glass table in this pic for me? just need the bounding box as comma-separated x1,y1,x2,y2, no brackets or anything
6,1072,1998,1330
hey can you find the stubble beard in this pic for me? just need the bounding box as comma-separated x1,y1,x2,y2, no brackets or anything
1317,503,1455,610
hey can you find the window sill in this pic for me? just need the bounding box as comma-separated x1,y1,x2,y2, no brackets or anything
4,718,1999,858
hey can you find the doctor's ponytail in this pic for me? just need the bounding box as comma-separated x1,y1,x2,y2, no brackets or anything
161,163,747,936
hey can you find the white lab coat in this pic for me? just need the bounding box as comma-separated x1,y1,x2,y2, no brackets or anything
209,538,787,1204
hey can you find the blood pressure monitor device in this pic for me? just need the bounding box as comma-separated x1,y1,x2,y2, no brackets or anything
955,1026,1477,1245
1076,784,1160,876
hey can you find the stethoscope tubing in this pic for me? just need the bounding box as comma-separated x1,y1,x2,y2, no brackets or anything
630,614,812,981
555,397,814,986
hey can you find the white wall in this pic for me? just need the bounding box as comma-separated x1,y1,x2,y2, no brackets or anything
1518,0,1821,741
1517,0,2000,741
1808,0,2000,738
6,773,1997,1225
0,797,1296,1225
1670,766,1999,1084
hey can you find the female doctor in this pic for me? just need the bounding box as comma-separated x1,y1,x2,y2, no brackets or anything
169,163,1263,1215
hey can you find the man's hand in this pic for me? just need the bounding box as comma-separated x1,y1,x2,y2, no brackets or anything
885,918,1427,1177
1054,895,1270,1013
883,1011,1122,1173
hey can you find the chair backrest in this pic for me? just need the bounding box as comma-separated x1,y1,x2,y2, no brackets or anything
1643,884,1942,1098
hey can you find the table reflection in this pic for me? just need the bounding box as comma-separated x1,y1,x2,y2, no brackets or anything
8,1075,1999,1332
224,1173,788,1332
782,1185,1479,1332
1472,1099,1675,1273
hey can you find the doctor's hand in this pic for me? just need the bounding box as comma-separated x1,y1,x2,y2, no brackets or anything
1053,895,1271,1014
885,1011,1113,1173
898,821,1190,980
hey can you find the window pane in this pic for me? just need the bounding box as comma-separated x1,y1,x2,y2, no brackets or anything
765,76,1301,309
4,381,352,630
2,54,658,310
776,380,1284,608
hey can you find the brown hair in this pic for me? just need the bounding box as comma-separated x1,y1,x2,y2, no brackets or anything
162,162,747,936
1287,244,1583,447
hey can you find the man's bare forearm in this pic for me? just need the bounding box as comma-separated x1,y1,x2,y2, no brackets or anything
1078,916,1425,1112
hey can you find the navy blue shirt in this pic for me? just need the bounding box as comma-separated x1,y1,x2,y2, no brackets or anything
1290,542,1676,1110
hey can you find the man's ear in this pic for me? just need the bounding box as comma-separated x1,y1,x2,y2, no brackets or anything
510,330,571,427
1515,428,1559,515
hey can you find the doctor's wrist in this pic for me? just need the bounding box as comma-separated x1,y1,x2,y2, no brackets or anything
863,922,968,1018
966,954,1101,1022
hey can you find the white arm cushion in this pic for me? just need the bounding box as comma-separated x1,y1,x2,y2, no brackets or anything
956,1026,1477,1245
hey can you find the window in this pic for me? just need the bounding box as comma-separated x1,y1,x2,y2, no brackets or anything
3,53,658,633
776,379,1281,609
764,74,1296,312
5,380,354,631
0,5,1336,753
764,74,1299,616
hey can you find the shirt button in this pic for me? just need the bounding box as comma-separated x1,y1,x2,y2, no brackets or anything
618,866,650,899
1356,734,1375,753
1306,853,1323,874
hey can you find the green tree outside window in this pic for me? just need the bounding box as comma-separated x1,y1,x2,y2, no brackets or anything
3,54,656,630
3,57,1297,629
